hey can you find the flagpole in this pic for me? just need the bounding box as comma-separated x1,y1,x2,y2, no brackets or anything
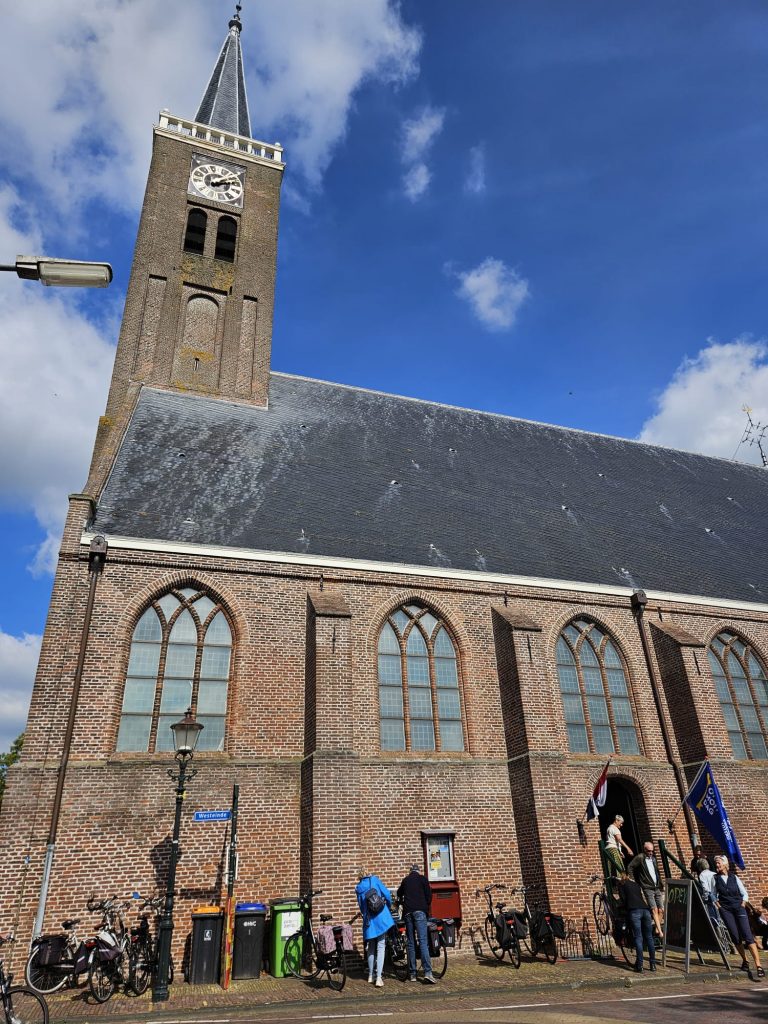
666,759,707,828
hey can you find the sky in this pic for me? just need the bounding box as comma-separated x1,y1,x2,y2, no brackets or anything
1,0,768,753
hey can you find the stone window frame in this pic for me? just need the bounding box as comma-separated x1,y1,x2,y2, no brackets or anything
555,617,643,757
214,214,238,262
707,630,768,761
115,586,234,754
376,602,466,754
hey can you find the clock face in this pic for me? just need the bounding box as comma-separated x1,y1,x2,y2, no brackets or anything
188,157,244,206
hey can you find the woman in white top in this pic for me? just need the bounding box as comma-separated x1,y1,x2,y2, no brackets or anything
604,814,633,874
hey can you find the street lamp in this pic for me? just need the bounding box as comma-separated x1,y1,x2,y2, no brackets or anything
152,708,204,1003
0,255,112,287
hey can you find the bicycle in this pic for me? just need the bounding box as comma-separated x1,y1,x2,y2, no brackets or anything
509,885,559,964
127,895,174,996
25,918,91,995
1,935,49,1024
283,890,347,991
382,901,409,981
589,875,630,963
475,884,520,968
389,900,448,979
87,897,131,1003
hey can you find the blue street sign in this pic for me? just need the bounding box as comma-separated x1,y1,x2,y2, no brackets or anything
193,810,232,823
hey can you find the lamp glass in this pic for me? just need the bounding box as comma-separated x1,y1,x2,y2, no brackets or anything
170,709,204,753
37,260,112,288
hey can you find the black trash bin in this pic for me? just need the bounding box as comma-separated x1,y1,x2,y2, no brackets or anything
233,902,267,980
189,906,223,984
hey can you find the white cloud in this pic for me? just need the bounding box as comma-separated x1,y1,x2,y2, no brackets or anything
639,338,768,463
400,106,445,201
0,630,42,754
0,187,114,573
453,257,530,332
464,144,486,194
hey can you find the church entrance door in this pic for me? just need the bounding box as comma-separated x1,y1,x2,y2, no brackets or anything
598,778,647,863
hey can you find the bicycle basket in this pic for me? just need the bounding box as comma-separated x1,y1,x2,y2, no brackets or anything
512,911,528,938
546,914,566,940
73,941,91,975
494,913,513,950
441,918,456,947
37,935,67,966
332,923,354,952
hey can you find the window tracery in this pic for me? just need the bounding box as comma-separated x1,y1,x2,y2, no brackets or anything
708,631,768,760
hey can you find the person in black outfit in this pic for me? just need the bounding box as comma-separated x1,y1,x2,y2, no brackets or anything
397,864,436,983
618,872,656,973
713,856,764,979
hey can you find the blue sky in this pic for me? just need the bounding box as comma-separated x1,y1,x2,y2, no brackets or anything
1,0,767,752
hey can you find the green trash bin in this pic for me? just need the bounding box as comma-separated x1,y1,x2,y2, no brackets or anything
268,898,303,978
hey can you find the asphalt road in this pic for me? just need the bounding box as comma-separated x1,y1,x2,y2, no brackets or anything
104,982,766,1024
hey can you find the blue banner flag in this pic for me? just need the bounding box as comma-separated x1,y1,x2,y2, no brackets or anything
685,761,744,869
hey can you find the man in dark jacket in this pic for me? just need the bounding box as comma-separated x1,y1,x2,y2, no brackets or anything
618,872,656,973
629,841,664,937
397,864,435,983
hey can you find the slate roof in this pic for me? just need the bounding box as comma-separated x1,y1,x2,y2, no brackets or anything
93,374,768,605
194,12,251,139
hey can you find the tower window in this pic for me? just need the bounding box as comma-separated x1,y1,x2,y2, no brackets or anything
116,587,233,753
708,631,768,760
215,216,238,262
556,618,641,755
377,603,464,752
184,208,207,255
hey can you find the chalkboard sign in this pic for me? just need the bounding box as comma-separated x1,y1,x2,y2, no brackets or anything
663,879,729,973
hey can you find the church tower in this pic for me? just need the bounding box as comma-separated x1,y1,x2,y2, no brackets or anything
87,6,283,493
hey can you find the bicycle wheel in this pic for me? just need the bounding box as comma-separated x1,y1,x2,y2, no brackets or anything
326,949,346,991
593,892,610,936
6,987,49,1024
386,934,409,981
616,928,631,964
430,943,447,979
483,917,504,960
88,956,116,1003
25,949,66,995
284,932,320,980
539,929,558,964
128,938,151,996
506,931,521,969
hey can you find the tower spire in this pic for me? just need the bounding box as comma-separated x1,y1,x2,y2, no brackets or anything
195,4,251,138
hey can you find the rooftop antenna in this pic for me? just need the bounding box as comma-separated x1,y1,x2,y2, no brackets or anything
732,405,768,468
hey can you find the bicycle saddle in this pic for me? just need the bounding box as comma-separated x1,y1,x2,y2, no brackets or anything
319,914,333,922
62,918,81,928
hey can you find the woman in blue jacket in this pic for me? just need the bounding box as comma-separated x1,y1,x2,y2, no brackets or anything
355,870,395,987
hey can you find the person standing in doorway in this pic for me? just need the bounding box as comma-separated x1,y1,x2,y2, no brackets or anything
355,869,395,987
605,814,633,875
397,863,436,983
629,841,664,938
713,856,764,979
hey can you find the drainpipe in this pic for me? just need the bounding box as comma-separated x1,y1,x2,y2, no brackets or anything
33,535,108,939
630,589,698,850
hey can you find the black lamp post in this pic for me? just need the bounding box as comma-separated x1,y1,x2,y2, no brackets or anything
152,708,204,1002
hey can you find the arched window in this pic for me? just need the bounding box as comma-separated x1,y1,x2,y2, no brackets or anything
183,208,207,254
116,587,232,753
215,216,237,262
556,618,640,755
377,604,464,752
708,632,768,760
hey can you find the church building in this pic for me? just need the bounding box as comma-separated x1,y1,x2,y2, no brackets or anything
2,9,768,954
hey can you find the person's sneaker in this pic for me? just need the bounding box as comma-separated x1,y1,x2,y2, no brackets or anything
649,963,657,972
367,975,374,984
424,974,437,984
375,978,384,988
409,975,418,982
633,964,643,973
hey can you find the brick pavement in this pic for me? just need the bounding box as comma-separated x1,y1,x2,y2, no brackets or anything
39,944,752,1023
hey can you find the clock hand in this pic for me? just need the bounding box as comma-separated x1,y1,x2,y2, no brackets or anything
209,177,238,187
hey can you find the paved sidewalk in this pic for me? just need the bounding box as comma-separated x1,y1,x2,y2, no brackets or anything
40,945,750,1023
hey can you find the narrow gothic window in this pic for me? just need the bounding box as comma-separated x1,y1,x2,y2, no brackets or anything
184,208,207,254
215,216,237,261
708,632,768,760
116,588,232,753
556,618,641,756
377,604,464,753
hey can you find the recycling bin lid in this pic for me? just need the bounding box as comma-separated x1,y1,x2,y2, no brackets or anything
193,905,222,915
236,902,267,912
269,897,301,907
